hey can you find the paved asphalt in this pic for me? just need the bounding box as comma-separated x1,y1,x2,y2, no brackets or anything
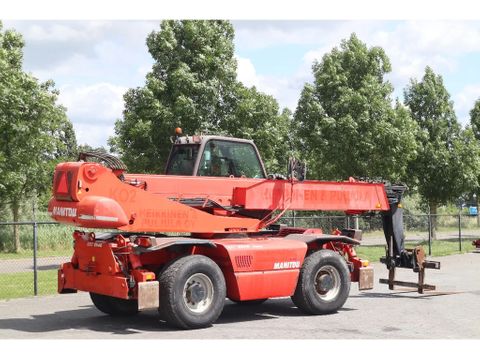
0,253,479,339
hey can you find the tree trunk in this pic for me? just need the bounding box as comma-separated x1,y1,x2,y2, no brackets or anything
12,200,21,252
429,201,437,241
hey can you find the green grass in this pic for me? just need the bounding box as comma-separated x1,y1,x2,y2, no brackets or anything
0,270,58,300
356,238,476,262
356,245,387,263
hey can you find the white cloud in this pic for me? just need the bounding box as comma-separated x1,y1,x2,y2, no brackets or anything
454,85,480,126
74,123,116,148
234,21,385,50
6,20,156,48
3,20,155,86
392,21,480,55
236,55,311,111
58,83,127,123
57,83,127,147
255,71,314,112
236,56,260,88
4,19,480,145
235,21,480,114
368,21,480,92
23,22,103,42
32,53,90,78
299,21,480,87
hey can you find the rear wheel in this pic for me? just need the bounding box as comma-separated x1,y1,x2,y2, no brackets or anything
158,255,226,329
292,250,350,315
89,292,138,316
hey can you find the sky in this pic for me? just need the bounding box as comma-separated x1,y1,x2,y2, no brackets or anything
2,2,480,148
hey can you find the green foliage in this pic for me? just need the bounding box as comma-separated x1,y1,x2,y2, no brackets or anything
401,193,429,214
227,86,293,174
468,98,480,205
294,33,418,182
0,22,77,250
0,220,74,253
110,20,291,175
470,98,480,141
110,20,238,173
404,67,480,209
77,143,108,155
0,23,77,199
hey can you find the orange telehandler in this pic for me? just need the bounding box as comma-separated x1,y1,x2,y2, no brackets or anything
48,131,438,329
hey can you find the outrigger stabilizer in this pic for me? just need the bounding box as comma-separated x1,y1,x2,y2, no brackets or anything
380,185,441,293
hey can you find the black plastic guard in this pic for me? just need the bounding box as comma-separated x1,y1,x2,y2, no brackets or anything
382,202,406,257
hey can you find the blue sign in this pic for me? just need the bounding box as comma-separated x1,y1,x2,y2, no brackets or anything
469,206,478,216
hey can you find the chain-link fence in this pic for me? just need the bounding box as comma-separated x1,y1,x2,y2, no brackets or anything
1,213,479,300
0,221,73,300
282,213,480,253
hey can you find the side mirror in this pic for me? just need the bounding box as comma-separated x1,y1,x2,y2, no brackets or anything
287,157,307,181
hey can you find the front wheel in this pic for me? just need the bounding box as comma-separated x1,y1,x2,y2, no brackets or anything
158,255,226,329
292,250,351,315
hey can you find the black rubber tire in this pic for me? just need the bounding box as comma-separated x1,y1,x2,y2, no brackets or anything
158,255,226,329
291,250,351,315
89,292,139,316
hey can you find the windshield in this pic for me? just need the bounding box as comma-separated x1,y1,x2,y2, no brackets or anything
197,140,265,178
165,144,200,175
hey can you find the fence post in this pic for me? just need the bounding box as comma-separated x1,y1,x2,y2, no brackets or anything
354,215,359,230
458,213,462,252
33,222,38,296
427,214,432,256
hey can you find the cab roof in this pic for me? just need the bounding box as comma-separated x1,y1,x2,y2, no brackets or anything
173,135,256,145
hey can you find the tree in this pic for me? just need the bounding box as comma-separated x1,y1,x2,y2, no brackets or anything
0,22,77,251
110,20,292,175
470,98,480,141
226,85,293,174
469,98,480,224
404,66,480,238
294,33,418,182
77,144,108,154
110,20,237,173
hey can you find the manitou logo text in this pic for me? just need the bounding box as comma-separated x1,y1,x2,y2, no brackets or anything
53,206,77,218
273,261,300,270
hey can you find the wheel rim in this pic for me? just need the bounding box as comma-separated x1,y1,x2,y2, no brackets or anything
314,265,341,301
183,273,214,313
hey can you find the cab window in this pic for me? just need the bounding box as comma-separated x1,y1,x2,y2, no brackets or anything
165,144,200,175
197,140,265,178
